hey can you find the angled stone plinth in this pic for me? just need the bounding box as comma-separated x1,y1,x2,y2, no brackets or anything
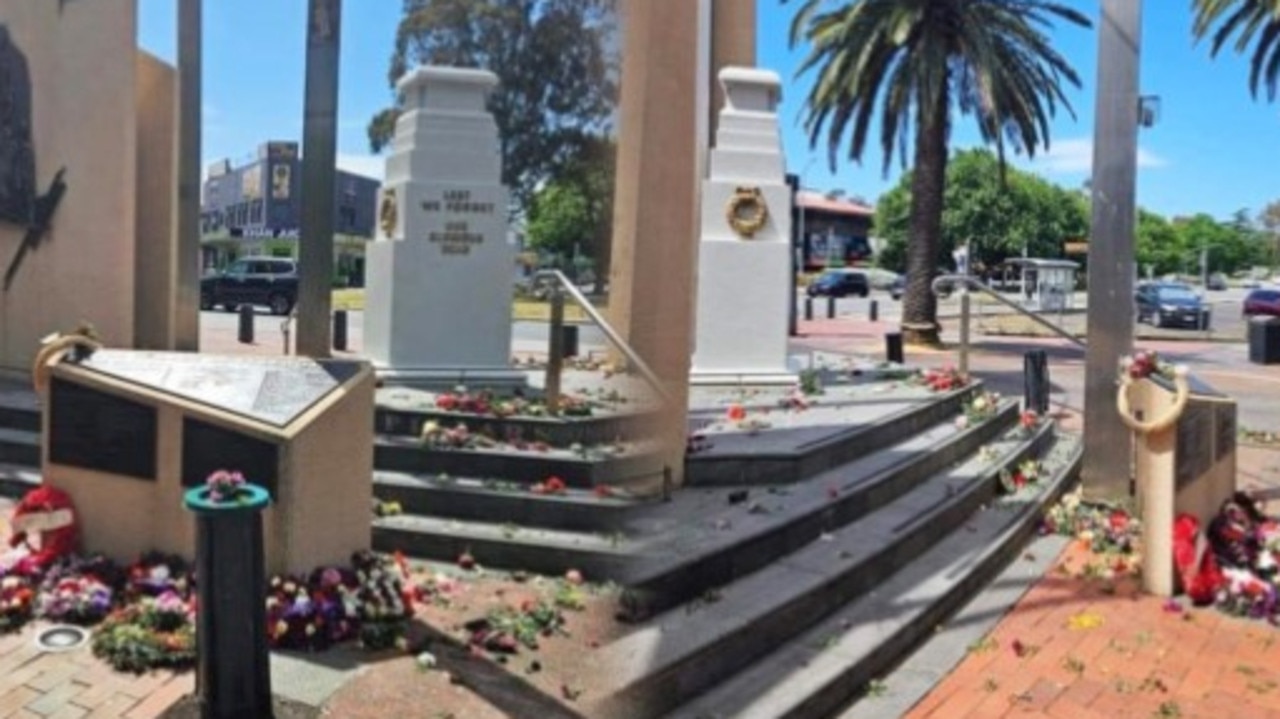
364,66,523,389
691,67,795,386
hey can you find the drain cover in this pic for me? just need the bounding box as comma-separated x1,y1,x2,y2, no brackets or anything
35,625,89,652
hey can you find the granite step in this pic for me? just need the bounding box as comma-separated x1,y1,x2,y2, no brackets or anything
0,428,40,468
373,470,653,533
595,419,1058,718
617,401,1020,620
671,434,1082,719
373,435,669,488
684,384,977,486
372,512,639,581
374,403,661,447
0,388,40,433
0,462,41,499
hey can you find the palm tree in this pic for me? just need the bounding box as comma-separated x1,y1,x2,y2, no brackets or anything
1193,0,1280,100
787,0,1090,346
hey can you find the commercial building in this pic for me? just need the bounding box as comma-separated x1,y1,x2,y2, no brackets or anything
199,141,379,284
796,190,874,272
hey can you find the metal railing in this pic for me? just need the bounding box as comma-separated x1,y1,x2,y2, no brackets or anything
532,269,672,410
932,274,1087,374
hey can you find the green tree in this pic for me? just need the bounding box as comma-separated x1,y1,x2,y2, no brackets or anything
370,0,618,212
787,0,1090,345
1135,209,1185,277
873,149,1089,274
1193,0,1280,100
1259,198,1280,267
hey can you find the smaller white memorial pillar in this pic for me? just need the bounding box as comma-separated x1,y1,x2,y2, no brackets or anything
691,67,796,385
365,66,523,388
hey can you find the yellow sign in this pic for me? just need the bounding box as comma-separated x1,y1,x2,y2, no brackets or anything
1064,241,1088,255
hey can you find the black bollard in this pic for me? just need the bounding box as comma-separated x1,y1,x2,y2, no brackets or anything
184,483,273,719
562,325,580,358
869,300,879,322
333,310,348,351
238,305,254,344
826,296,836,319
1024,350,1050,414
804,297,813,321
885,332,904,364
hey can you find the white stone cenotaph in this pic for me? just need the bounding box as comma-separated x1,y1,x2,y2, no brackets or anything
365,66,523,387
691,67,796,385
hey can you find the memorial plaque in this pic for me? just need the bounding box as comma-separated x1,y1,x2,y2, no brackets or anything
1175,401,1213,490
0,25,36,226
48,377,157,480
80,351,361,427
182,418,279,497
1216,401,1237,463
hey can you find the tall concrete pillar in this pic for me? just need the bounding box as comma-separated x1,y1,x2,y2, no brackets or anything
609,0,757,487
1082,0,1142,501
174,0,201,351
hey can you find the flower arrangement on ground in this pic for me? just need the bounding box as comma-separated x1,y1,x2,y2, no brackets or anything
35,554,123,625
420,421,497,450
956,390,1000,429
1041,488,1141,557
125,552,193,602
999,459,1045,495
1019,410,1042,435
0,573,35,633
433,387,596,419
91,591,197,673
917,367,969,393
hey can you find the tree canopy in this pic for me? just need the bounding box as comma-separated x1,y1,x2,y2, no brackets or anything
370,0,618,213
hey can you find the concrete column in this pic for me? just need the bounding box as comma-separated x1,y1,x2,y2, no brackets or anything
297,0,341,358
609,0,702,485
174,0,201,351
1082,0,1142,501
709,0,757,142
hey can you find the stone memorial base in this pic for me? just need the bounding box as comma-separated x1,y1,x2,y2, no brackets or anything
42,350,374,575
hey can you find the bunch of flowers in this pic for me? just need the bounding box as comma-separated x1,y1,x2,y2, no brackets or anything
956,391,1000,429
420,421,497,450
1019,410,1042,435
530,476,568,496
351,551,414,650
558,395,595,418
917,367,969,393
1120,349,1174,381
1041,490,1141,557
91,591,196,673
125,552,193,602
205,470,247,503
434,387,495,415
1217,566,1279,620
0,573,35,633
35,554,123,625
998,459,1045,495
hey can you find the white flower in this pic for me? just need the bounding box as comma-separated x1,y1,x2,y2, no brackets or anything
955,416,970,430
416,651,437,670
972,397,987,412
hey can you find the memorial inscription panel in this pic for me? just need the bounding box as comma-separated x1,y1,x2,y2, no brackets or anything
79,351,359,427
48,377,157,480
181,418,279,497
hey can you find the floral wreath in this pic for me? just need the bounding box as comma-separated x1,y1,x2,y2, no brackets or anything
1116,349,1189,435
725,186,769,238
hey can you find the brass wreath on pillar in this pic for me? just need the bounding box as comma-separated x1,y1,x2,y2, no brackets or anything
1116,364,1190,435
379,188,397,238
725,186,769,238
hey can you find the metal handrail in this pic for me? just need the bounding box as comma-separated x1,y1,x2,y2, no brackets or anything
532,270,673,406
931,274,1088,349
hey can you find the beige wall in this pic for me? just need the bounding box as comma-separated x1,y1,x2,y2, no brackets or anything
0,1,140,373
134,51,178,350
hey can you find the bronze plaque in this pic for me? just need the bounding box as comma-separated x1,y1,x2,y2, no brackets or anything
48,377,157,480
181,418,279,498
0,25,36,226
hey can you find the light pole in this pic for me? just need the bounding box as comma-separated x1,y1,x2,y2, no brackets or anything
1082,0,1143,501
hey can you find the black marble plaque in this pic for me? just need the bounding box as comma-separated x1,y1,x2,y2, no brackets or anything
1216,401,1237,463
48,377,157,480
1175,401,1213,490
80,350,362,427
182,418,279,498
0,25,36,226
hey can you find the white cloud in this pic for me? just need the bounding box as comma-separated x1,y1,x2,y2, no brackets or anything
336,153,386,182
1023,137,1168,174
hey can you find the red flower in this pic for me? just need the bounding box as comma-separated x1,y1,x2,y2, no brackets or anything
544,477,567,494
592,485,612,499
1108,510,1129,534
727,404,747,422
1020,411,1039,430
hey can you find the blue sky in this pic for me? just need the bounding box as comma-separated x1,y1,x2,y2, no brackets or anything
139,0,1280,220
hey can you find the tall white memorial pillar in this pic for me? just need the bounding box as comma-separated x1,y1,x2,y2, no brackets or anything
365,66,523,388
691,68,795,385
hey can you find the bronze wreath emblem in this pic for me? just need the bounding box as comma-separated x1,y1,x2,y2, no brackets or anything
379,188,398,238
725,186,769,238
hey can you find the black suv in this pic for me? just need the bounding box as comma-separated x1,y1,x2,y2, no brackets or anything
806,269,870,298
200,257,299,315
1135,282,1211,329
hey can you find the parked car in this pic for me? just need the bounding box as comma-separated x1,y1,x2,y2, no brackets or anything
1244,288,1280,317
1135,282,1211,329
1206,273,1228,291
807,269,869,298
200,257,299,315
889,274,905,301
